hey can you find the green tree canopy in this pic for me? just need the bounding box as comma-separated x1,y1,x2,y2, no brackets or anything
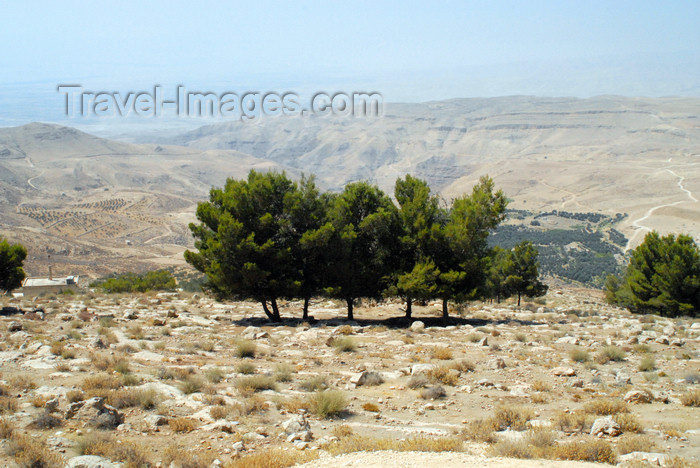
391,175,442,317
0,238,27,294
185,170,302,321
325,181,400,320
607,231,700,317
502,240,548,306
430,176,508,318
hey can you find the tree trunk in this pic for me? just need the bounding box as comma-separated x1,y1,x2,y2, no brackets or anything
270,298,282,322
442,298,449,320
261,301,274,321
303,297,310,320
346,298,354,321
517,293,521,307
405,297,412,319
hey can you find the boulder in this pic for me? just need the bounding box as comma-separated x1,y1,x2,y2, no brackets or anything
8,321,22,332
281,415,310,435
624,389,653,404
410,321,425,332
66,397,123,429
590,416,621,437
411,364,435,375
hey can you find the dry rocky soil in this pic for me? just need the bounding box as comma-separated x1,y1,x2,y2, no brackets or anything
0,288,698,467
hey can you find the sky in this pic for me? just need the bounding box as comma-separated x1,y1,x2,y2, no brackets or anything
1,0,699,125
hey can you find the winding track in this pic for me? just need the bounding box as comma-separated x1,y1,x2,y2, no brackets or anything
625,168,698,251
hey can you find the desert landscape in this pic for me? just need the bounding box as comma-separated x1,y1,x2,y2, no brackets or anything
0,287,698,467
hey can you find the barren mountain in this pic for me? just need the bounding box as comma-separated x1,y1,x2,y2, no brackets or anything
2,95,700,278
161,96,700,248
0,123,286,277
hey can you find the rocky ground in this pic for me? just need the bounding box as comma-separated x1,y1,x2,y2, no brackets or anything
0,288,698,467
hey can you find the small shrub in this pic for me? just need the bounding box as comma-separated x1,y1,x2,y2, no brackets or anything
684,372,700,384
0,396,18,414
299,375,327,392
449,359,475,373
569,348,590,363
638,356,656,372
419,385,446,400
680,389,700,407
466,333,482,343
168,417,197,433
81,373,122,391
331,336,356,353
462,419,498,443
6,433,65,467
614,413,644,433
492,405,535,431
407,374,429,389
514,333,528,342
209,405,232,420
489,439,534,459
226,448,318,468
236,362,256,375
28,411,63,429
596,346,626,364
431,347,453,360
532,380,551,392
178,375,204,395
362,402,380,412
337,325,354,335
273,363,293,382
551,438,617,464
235,375,276,395
583,398,629,415
426,366,459,386
332,424,354,438
235,340,257,358
205,367,226,383
308,390,347,419
161,445,214,468
66,389,85,403
616,434,654,455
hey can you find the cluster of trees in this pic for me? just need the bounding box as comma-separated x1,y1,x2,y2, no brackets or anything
90,270,176,293
185,170,547,321
0,238,27,294
606,231,700,317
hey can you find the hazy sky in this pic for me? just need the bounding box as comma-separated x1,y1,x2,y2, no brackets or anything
1,0,699,124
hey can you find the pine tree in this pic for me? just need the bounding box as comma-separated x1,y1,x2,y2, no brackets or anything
503,241,548,306
0,238,27,294
184,170,301,321
325,182,400,320
609,231,700,317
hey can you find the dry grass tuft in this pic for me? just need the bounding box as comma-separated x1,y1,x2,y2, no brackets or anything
596,346,626,364
426,366,459,386
550,437,617,464
323,435,463,455
492,405,535,431
680,390,700,407
430,346,453,360
235,375,276,396
168,417,198,433
331,336,357,353
583,398,629,415
308,390,347,419
234,339,257,358
614,413,644,433
226,448,319,468
616,434,655,455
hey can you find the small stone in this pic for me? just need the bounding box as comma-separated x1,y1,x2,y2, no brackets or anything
8,321,22,332
552,367,576,377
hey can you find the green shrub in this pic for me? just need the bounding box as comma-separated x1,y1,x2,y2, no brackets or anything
90,269,176,293
308,390,347,419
